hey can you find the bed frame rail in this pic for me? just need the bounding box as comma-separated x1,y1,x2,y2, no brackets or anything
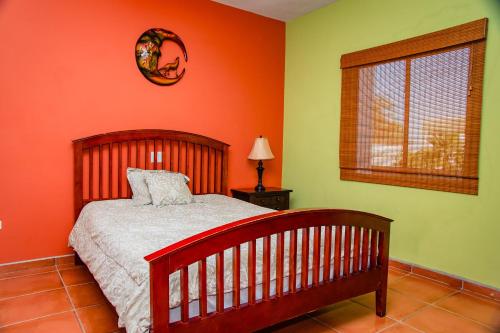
145,209,392,333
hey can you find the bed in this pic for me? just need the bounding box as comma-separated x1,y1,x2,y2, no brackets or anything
72,129,393,333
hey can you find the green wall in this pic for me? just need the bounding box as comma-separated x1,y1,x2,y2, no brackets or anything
283,0,500,288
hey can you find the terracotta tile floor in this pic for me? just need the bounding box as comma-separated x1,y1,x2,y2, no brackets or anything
0,262,499,333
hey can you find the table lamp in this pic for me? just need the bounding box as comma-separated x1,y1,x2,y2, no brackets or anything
248,136,274,192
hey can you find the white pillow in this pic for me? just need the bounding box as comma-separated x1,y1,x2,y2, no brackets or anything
126,168,190,206
144,172,194,206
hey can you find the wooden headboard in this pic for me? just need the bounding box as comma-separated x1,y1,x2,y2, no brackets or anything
73,129,229,221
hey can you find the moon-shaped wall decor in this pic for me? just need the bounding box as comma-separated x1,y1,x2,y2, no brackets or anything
135,28,188,86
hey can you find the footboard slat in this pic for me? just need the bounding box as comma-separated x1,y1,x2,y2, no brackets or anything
145,209,393,333
353,226,361,273
276,232,285,296
301,228,310,289
289,229,297,293
370,230,378,269
334,226,341,279
232,245,241,308
263,236,271,300
312,227,321,286
323,226,332,282
343,226,351,278
377,232,384,267
216,251,224,312
248,239,256,304
180,266,189,322
361,228,369,271
198,259,207,317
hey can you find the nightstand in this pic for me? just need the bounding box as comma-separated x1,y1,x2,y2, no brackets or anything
231,187,292,210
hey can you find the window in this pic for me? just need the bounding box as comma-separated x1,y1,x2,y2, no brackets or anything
339,19,487,194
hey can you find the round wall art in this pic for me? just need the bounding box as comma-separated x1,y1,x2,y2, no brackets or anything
135,28,188,86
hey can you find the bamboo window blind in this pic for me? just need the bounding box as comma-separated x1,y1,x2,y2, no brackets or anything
339,19,488,194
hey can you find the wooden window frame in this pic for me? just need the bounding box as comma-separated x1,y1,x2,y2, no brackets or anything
339,19,487,195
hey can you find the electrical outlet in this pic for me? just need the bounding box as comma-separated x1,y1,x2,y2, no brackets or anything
150,152,163,163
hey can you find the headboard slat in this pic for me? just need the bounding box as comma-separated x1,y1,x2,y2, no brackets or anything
73,130,229,221
118,143,122,198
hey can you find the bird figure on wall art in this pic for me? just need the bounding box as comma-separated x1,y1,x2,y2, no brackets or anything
135,28,188,86
158,57,180,78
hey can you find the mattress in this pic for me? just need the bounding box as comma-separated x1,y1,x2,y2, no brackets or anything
69,195,353,333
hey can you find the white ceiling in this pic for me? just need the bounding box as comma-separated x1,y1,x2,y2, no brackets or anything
211,0,337,22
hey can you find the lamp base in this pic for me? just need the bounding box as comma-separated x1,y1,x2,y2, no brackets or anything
255,160,266,192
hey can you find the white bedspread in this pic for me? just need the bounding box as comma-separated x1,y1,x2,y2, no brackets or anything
69,195,276,333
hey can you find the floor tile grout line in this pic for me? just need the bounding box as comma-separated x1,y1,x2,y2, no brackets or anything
428,289,461,305
383,306,429,333
56,267,87,333
306,314,342,333
0,309,75,329
460,288,500,304
387,284,458,307
0,286,67,302
389,268,412,276
377,320,426,333
388,273,411,284
0,268,59,281
398,298,445,323
428,301,499,330
59,280,96,288
371,299,428,333
401,264,500,300
406,271,461,289
377,273,499,308
0,260,76,269
56,264,97,288
401,299,498,332
374,321,399,333
58,266,84,273
0,263,52,271
350,286,445,312
0,268,59,280
70,302,109,312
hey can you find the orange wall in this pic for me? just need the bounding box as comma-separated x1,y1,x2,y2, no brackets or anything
0,0,285,263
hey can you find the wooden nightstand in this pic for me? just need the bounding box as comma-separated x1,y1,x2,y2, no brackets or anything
231,187,292,210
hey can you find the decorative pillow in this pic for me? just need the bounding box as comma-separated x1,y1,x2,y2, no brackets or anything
126,168,190,206
144,172,194,206
127,168,153,205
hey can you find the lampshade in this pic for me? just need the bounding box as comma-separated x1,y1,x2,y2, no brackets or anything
248,136,275,160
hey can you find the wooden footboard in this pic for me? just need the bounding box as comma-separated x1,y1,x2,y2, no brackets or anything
145,209,392,333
